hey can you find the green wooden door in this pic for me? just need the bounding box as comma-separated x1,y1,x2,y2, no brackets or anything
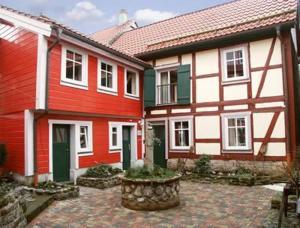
153,125,167,168
53,125,70,182
122,126,131,170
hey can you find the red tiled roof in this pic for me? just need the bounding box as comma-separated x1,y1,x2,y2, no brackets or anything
0,5,149,67
104,0,297,56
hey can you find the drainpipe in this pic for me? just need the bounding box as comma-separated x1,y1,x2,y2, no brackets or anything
33,27,61,186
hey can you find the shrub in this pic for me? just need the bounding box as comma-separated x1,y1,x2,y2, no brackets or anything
235,166,253,176
85,164,122,178
194,155,211,176
0,144,7,166
125,165,175,179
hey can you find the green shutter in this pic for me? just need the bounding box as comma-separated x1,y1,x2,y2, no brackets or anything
144,69,156,107
177,64,191,104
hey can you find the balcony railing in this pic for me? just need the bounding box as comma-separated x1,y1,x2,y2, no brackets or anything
156,83,177,105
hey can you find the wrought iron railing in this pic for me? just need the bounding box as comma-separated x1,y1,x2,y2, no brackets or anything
156,83,177,105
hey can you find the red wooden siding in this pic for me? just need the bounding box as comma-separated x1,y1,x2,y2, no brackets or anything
36,114,142,174
0,27,38,114
0,112,25,174
48,44,143,118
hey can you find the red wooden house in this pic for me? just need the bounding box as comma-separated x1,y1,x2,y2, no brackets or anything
0,5,149,183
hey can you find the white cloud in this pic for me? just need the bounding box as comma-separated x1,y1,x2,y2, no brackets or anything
66,1,103,21
134,9,176,24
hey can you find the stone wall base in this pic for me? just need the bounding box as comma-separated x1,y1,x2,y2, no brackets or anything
167,158,286,175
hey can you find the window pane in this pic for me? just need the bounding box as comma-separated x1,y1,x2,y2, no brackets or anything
182,129,189,146
237,118,245,126
112,133,117,146
66,60,74,79
237,127,246,146
170,70,177,84
112,127,117,133
182,121,189,129
174,122,181,129
235,59,244,77
175,130,180,146
75,53,82,63
101,62,106,70
107,64,113,73
101,71,106,87
80,126,88,149
66,50,74,60
226,51,234,60
107,73,113,88
228,128,237,147
161,72,168,85
127,75,133,94
226,60,235,78
74,62,82,81
235,50,243,59
228,119,235,127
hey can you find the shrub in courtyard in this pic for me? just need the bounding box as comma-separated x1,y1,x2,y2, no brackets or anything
125,165,176,180
194,155,211,176
235,166,253,176
85,164,122,178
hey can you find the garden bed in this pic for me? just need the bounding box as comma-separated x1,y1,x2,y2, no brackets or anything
77,164,122,189
120,166,181,211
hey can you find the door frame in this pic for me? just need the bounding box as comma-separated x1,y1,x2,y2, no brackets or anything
145,118,169,160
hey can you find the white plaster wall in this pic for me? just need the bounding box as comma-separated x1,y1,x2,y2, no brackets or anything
271,112,286,138
251,71,261,97
196,77,219,103
171,108,191,114
151,110,167,115
254,142,262,155
270,38,282,65
195,116,220,139
224,105,248,110
196,106,219,112
196,49,219,75
253,112,273,138
260,68,283,97
250,38,272,68
156,56,178,66
223,84,248,101
196,143,220,155
266,143,286,156
256,102,285,108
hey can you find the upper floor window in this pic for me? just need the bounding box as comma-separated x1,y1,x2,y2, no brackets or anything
61,47,88,89
157,69,178,105
125,69,139,98
221,112,251,151
98,60,117,94
221,45,249,83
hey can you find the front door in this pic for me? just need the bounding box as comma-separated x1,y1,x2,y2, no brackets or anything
153,125,167,168
122,126,131,170
53,124,70,182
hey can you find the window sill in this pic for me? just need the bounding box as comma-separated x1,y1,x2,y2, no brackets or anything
221,78,250,86
60,80,88,90
156,102,179,106
78,151,93,157
169,150,190,153
124,94,140,100
97,88,118,96
222,149,252,154
109,149,121,153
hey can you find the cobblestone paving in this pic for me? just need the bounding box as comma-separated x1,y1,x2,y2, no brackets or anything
30,181,276,228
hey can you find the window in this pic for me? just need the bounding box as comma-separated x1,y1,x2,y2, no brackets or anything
61,47,88,89
157,69,178,105
98,60,117,93
79,126,88,149
170,118,193,150
109,124,121,151
77,123,93,154
222,46,248,82
222,113,251,151
125,69,139,97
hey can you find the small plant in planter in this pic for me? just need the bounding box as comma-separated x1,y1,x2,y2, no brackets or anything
194,155,211,176
0,144,7,176
85,164,123,178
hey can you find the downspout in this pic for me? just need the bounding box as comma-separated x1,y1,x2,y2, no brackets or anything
33,27,61,186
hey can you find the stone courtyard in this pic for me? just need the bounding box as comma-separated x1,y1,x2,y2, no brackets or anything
29,181,277,227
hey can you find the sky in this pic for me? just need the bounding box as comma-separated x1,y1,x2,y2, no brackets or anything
0,0,230,34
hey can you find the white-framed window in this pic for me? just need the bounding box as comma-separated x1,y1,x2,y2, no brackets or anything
98,60,117,94
125,69,139,98
156,68,178,105
221,112,251,151
77,123,93,153
61,46,88,89
221,45,249,83
109,123,121,151
170,117,193,150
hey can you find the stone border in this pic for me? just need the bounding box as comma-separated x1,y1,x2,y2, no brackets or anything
77,175,121,189
23,184,80,200
120,174,181,211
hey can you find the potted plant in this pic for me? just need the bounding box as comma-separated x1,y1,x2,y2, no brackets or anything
0,144,7,176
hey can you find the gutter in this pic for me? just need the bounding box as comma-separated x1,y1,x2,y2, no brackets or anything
33,27,61,186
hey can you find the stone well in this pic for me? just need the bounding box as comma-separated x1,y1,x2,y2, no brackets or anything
120,174,181,211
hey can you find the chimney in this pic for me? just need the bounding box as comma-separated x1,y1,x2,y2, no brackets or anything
118,9,128,25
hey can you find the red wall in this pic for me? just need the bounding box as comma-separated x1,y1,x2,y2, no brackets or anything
0,27,38,115
36,114,143,174
48,44,143,117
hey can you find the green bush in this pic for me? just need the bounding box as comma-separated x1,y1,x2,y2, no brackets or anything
85,164,122,178
125,165,175,179
194,155,211,176
0,144,7,166
235,166,253,175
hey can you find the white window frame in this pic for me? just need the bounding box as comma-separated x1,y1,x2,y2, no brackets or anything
109,123,122,151
124,68,139,99
61,45,88,89
221,112,252,152
170,116,193,150
98,59,118,95
76,122,93,153
221,45,249,83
